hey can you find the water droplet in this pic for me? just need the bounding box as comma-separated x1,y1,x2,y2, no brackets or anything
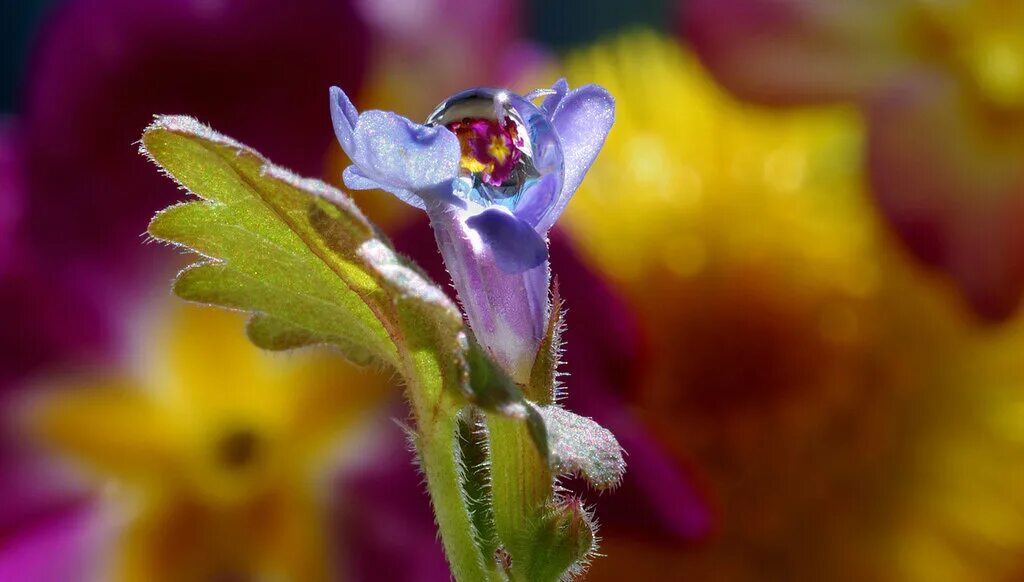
427,88,563,214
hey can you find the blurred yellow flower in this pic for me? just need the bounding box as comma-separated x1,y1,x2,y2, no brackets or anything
560,31,1024,582
26,303,389,582
684,0,1024,320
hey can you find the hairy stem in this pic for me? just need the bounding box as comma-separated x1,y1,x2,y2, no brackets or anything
417,408,501,582
409,368,508,582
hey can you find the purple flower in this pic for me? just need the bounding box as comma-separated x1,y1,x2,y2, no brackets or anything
388,218,713,545
335,416,451,582
330,81,614,379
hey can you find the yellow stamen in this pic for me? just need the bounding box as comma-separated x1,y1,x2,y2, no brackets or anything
461,154,488,174
488,135,511,164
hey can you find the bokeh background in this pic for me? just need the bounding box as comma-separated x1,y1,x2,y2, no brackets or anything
3,0,1024,580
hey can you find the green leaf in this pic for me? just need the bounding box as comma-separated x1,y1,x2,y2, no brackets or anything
537,405,625,491
143,115,462,371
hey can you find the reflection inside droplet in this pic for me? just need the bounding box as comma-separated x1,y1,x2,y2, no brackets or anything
426,88,563,213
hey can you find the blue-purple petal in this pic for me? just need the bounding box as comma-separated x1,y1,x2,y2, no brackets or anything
343,164,424,209
466,208,548,273
350,111,459,192
329,85,359,153
342,165,380,192
512,172,561,228
424,208,548,380
538,84,615,233
329,87,461,209
540,78,570,117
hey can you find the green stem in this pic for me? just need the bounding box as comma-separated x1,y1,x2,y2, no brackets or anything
416,402,505,582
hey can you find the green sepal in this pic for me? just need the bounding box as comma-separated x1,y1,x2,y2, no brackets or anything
527,281,565,404
538,405,625,491
518,498,596,582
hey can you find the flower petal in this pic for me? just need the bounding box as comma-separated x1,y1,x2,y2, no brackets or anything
351,110,460,193
537,84,615,233
510,172,560,229
550,230,712,539
0,504,107,581
330,86,462,209
23,0,367,266
0,123,22,271
683,0,911,104
413,210,548,382
539,78,569,117
329,85,359,153
342,164,381,191
337,420,451,582
343,165,423,209
27,380,175,479
466,207,549,273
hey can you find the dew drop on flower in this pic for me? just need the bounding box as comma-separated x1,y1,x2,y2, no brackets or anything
427,88,563,212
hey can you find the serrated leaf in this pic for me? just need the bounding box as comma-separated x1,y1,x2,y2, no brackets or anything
142,115,463,374
538,406,625,491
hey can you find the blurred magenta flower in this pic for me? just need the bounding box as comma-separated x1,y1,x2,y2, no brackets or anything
356,0,518,66
353,0,534,113
21,0,368,272
0,121,21,274
0,502,108,581
684,0,1024,320
337,420,452,582
330,82,614,380
0,0,369,387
